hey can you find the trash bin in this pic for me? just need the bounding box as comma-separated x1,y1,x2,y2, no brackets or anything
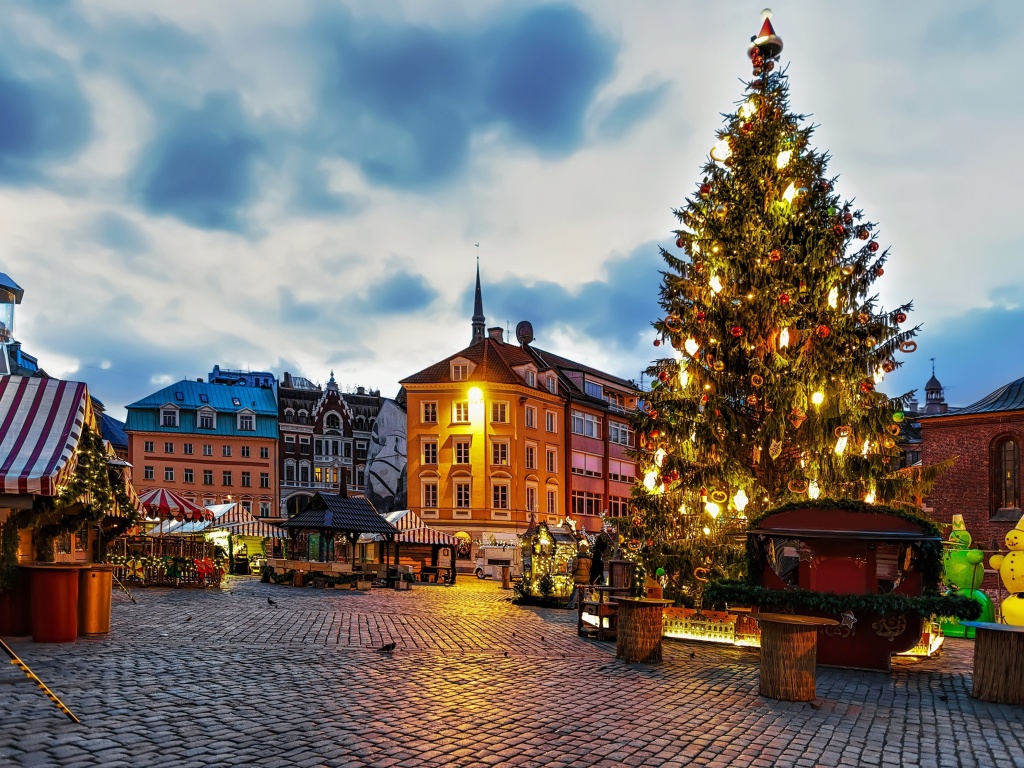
23,563,86,643
78,565,115,635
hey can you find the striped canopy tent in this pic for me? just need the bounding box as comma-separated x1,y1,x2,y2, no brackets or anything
394,526,458,546
139,488,213,522
207,505,287,539
0,375,91,496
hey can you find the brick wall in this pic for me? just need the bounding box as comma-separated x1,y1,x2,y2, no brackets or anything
920,412,1024,552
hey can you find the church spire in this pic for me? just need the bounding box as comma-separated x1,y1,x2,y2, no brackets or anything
471,253,485,344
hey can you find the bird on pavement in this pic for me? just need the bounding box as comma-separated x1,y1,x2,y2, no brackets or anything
184,616,193,622
267,597,277,607
376,642,397,653
503,651,508,658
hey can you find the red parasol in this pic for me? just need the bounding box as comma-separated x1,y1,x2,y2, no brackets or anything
137,488,213,521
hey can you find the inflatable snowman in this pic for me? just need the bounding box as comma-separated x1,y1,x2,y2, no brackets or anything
941,515,994,637
990,516,1024,626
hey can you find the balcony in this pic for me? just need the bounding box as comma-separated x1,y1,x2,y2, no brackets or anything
281,480,344,490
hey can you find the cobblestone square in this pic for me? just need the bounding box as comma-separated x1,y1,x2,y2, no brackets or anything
1,578,1022,768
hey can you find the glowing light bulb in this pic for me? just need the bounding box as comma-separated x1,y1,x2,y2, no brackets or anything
733,489,749,512
779,327,790,349
738,99,757,120
861,439,871,457
782,182,797,203
704,502,721,519
828,286,839,309
808,480,821,500
834,435,848,455
643,471,657,491
678,368,690,388
702,526,712,536
811,391,824,406
710,138,732,162
684,338,699,356
709,274,723,294
776,149,792,169
873,366,885,384
654,448,667,468
865,488,876,504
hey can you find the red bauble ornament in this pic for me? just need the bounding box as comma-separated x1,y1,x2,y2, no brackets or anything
731,326,744,337
653,339,661,346
769,249,781,262
868,241,880,252
882,360,896,373
649,410,659,420
858,228,870,240
742,122,753,133
699,183,711,195
816,325,830,338
676,236,685,248
649,428,660,438
779,292,790,305
875,267,884,276
696,311,706,322
843,212,853,224
833,224,846,236
860,380,875,393
895,312,907,323
658,370,669,382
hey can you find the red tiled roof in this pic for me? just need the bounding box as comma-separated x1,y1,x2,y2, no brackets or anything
529,347,638,391
400,338,546,387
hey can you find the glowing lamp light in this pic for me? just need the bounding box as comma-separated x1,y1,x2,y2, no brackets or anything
643,471,658,491
654,448,667,468
776,149,792,169
834,435,849,455
827,286,839,309
861,439,871,457
468,386,483,403
865,488,876,504
811,391,824,406
779,327,790,349
684,337,699,356
709,274,724,294
738,99,757,120
808,480,821,500
710,138,732,162
733,489,749,512
873,366,885,384
702,526,712,536
705,501,721,519
782,182,798,204
678,368,690,388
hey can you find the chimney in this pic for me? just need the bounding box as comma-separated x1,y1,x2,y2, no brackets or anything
488,326,504,342
196,377,203,383
357,386,365,395
337,466,348,498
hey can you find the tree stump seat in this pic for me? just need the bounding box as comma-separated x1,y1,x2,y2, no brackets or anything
960,621,1024,705
753,613,839,702
613,598,674,663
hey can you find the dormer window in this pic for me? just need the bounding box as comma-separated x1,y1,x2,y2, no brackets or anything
174,392,184,402
546,377,557,394
453,364,469,381
198,408,216,430
160,407,179,427
232,397,241,406
199,393,209,403
237,412,255,431
325,413,341,430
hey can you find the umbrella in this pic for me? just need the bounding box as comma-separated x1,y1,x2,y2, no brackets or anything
138,488,213,522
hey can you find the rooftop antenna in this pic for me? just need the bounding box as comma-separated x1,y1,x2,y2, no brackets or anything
930,357,935,376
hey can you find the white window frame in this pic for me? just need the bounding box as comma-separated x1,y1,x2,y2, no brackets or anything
198,408,216,430
525,442,537,470
259,502,271,518
609,460,636,484
545,411,557,433
492,482,509,510
144,466,154,480
609,421,635,447
546,447,557,474
163,467,174,482
490,401,508,423
547,489,557,515
422,481,439,509
237,411,255,431
422,439,438,466
454,438,471,465
526,485,537,513
491,440,509,466
422,401,438,423
455,481,471,509
184,469,194,484
524,370,536,387
546,377,557,394
525,405,537,429
160,407,179,428
571,411,601,439
453,401,470,423
452,363,469,381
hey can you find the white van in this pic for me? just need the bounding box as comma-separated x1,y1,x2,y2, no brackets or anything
474,544,523,580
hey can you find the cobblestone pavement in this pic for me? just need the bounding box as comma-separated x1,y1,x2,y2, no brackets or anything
1,576,1022,768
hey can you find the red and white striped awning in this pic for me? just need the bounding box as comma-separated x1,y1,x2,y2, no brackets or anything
218,520,288,539
394,526,459,546
0,376,90,496
138,488,213,521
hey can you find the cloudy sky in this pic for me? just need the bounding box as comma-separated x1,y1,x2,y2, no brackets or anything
3,0,1021,418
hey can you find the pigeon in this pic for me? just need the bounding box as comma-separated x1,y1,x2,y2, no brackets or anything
511,632,516,638
503,651,508,658
376,642,397,653
690,652,695,658
267,597,277,607
184,616,193,622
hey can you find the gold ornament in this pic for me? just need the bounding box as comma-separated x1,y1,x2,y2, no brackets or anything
834,426,852,438
769,440,783,460
899,341,917,353
788,479,809,494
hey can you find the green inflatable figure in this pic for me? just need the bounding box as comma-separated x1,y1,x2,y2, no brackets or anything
941,515,995,638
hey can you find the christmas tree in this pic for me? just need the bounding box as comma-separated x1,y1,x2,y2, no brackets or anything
622,14,935,600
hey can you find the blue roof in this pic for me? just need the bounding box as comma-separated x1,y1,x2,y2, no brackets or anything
950,376,1024,417
126,379,278,438
100,413,129,450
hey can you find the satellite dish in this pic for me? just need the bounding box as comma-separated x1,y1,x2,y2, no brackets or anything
515,321,534,346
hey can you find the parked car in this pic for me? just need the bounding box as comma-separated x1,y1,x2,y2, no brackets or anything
474,544,523,580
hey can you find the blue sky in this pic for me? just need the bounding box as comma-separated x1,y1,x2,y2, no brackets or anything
2,1,1022,417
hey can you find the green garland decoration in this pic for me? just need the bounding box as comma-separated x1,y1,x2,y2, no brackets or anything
704,581,982,620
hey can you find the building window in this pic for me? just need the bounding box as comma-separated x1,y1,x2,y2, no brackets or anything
222,471,232,486
571,451,602,477
238,414,255,431
571,411,601,439
356,467,364,487
300,464,310,482
241,501,252,515
144,441,154,453
355,441,368,460
160,408,178,427
546,377,557,394
452,363,469,381
183,443,193,455
422,402,437,423
572,490,603,516
545,411,557,433
525,444,537,470
203,470,213,485
260,473,270,488
315,439,323,456
584,381,604,400
285,463,295,482
546,448,557,474
144,465,154,481
222,445,231,457
259,502,271,518
285,436,295,453
284,409,294,423
241,472,251,487
492,483,509,510
490,402,508,423
199,412,215,430
423,441,438,465
609,421,635,447
423,482,438,508
164,442,174,454
455,439,471,464
164,467,174,482
608,496,628,517
524,370,536,387
299,437,311,454
184,469,194,483
260,446,269,459
526,486,537,513
453,401,469,423
343,442,352,459
326,413,341,430
547,490,557,515
203,444,213,456
455,482,471,508
525,406,537,429
608,460,636,483
993,436,1021,512
491,441,509,466
241,446,250,458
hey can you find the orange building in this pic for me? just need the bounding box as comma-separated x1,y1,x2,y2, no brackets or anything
125,379,279,518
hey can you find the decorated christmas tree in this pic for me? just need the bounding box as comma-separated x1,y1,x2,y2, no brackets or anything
621,14,937,600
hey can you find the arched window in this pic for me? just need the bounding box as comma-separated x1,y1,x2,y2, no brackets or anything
284,409,295,424
992,435,1021,512
298,410,309,425
285,461,295,483
326,413,341,430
